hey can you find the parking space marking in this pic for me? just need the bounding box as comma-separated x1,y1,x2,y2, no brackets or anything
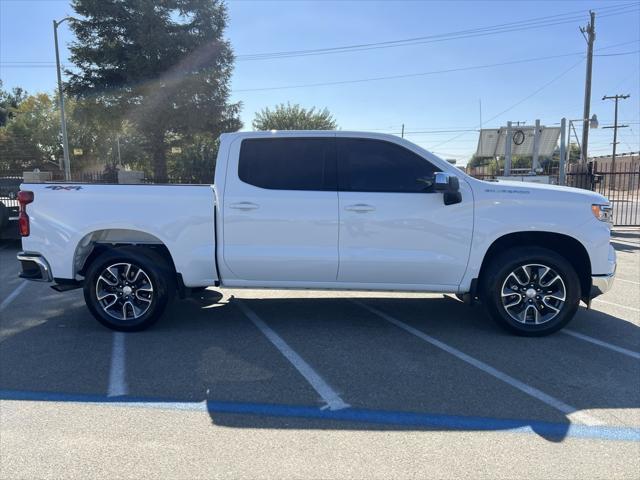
563,329,640,360
235,300,350,411
616,277,640,286
352,300,603,426
107,333,128,397
594,299,640,313
0,281,27,313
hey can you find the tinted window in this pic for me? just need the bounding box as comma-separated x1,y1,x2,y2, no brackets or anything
337,138,439,193
239,138,336,191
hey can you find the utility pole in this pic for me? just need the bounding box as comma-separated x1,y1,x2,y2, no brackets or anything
531,119,541,173
580,10,596,163
53,17,73,181
602,94,630,185
504,121,513,176
559,118,567,185
401,124,405,138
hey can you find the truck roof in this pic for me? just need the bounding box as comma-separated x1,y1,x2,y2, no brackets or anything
219,130,464,176
221,130,399,140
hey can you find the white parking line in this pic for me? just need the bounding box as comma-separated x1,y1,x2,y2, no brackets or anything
0,281,27,313
616,277,640,286
236,300,350,411
352,300,603,426
563,329,640,360
107,332,128,397
594,299,640,313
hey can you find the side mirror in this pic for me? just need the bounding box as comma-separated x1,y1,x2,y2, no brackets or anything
433,172,450,192
433,172,462,205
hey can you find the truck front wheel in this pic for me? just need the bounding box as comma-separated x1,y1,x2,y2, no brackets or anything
83,246,174,332
481,247,581,336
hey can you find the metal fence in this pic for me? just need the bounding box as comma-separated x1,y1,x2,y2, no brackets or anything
4,160,640,226
588,160,640,226
0,166,214,210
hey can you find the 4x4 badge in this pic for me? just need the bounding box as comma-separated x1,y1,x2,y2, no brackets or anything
45,185,82,191
45,185,83,191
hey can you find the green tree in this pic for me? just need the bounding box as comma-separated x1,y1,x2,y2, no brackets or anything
0,87,120,173
467,154,494,168
67,0,241,181
0,80,27,127
0,92,61,170
253,103,338,131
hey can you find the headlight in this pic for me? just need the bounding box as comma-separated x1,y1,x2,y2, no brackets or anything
591,204,613,224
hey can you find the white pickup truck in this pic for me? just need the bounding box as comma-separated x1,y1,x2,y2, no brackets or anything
16,131,616,335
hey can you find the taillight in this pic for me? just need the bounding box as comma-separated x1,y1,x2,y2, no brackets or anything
18,190,34,237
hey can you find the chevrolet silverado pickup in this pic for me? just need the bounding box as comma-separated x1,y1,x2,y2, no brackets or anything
16,131,616,335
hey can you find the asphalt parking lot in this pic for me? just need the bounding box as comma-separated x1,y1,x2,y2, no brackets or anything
1,230,639,479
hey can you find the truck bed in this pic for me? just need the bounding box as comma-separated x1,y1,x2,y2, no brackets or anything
19,183,218,287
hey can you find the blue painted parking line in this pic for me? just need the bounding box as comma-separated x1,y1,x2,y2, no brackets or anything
1,389,639,442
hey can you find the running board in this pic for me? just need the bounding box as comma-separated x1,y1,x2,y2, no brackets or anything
51,282,82,292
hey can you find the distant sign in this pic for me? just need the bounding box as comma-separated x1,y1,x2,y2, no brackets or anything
512,130,525,145
73,148,83,155
476,126,561,157
171,147,182,154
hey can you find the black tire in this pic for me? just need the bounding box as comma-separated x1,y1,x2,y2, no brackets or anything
481,246,581,336
83,246,175,332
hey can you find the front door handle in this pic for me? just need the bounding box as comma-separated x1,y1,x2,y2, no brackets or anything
229,202,259,211
344,203,375,213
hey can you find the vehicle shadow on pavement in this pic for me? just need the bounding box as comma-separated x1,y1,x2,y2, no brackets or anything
1,291,638,443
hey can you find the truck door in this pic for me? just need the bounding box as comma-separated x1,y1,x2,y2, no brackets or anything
222,136,339,283
336,137,473,287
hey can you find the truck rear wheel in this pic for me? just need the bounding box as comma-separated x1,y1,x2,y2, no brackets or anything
83,246,174,332
481,246,581,336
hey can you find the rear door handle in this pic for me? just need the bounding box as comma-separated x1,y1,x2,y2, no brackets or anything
229,202,259,211
344,203,375,213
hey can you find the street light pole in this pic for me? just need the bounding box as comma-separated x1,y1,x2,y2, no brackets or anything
53,17,73,181
564,115,598,186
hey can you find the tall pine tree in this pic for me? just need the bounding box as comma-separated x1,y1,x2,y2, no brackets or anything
67,0,241,180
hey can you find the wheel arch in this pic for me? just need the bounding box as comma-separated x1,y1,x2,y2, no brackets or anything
74,228,178,280
478,231,592,298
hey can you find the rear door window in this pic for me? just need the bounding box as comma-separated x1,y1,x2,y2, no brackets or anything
239,137,336,191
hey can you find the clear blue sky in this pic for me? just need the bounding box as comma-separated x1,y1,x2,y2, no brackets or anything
1,0,639,164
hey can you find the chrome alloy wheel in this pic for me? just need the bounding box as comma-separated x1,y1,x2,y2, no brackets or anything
95,263,154,321
500,264,566,325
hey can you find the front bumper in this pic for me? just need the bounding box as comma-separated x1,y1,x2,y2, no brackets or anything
590,272,615,299
17,252,53,282
589,244,616,300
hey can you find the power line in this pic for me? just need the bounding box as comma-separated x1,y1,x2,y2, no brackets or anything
6,39,635,69
1,4,637,68
594,50,640,56
232,42,637,93
429,58,586,150
233,2,638,61
233,51,586,92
